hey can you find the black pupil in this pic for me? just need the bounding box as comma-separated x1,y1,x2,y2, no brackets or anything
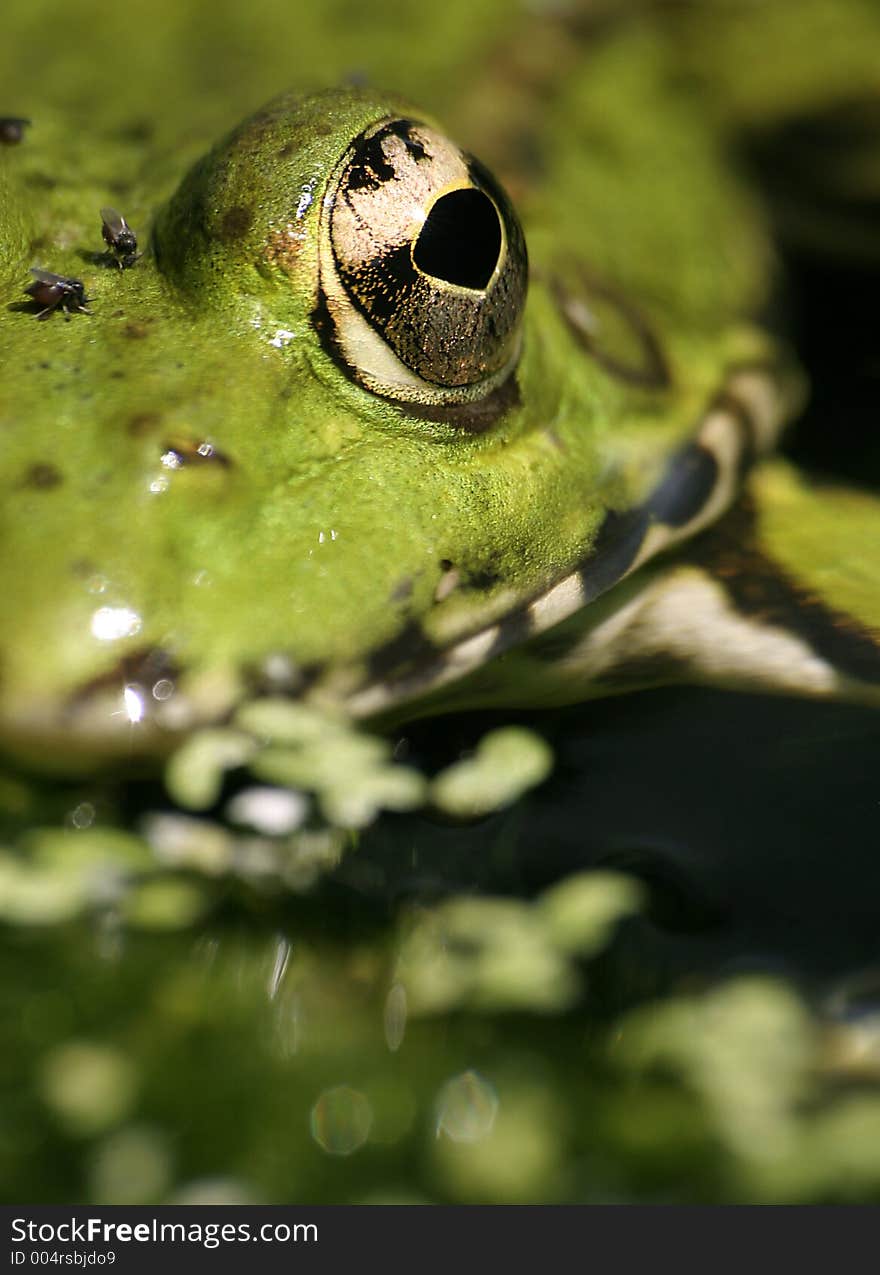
412,188,502,290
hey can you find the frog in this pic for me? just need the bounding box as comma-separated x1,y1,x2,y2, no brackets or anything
1,0,879,798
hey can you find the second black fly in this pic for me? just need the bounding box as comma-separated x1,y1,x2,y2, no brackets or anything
101,207,140,269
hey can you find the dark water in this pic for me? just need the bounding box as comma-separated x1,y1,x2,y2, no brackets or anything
5,684,879,1204
357,688,880,997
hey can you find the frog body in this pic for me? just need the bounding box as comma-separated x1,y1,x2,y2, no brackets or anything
1,0,879,774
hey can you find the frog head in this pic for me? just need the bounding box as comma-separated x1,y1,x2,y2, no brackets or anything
0,72,781,769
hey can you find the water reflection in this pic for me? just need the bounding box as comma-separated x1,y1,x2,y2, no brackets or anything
310,1086,373,1156
3,688,879,1202
435,1071,498,1143
90,606,141,642
267,936,292,1000
6,918,880,1203
273,986,301,1059
383,982,407,1052
67,802,96,830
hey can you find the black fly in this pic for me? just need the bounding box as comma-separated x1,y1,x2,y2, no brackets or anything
25,269,92,320
0,117,30,144
100,207,140,269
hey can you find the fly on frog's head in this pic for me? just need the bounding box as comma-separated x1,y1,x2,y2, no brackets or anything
24,268,92,320
100,207,140,269
153,88,528,416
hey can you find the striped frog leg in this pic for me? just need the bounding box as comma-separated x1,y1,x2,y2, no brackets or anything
417,460,880,717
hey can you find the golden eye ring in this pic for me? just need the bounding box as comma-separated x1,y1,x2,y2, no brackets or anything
315,116,528,407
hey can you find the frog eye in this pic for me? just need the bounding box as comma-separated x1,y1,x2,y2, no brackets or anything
316,118,528,407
